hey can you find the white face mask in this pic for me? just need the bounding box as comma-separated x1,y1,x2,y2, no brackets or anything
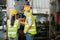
24,11,27,15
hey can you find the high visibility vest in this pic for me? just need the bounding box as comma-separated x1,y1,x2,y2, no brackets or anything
24,12,37,35
7,19,19,38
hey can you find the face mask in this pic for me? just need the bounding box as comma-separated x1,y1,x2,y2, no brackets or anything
24,11,27,15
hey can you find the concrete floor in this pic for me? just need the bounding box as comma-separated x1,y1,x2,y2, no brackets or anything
0,31,6,40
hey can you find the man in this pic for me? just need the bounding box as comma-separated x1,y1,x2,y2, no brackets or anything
22,4,37,40
16,13,26,40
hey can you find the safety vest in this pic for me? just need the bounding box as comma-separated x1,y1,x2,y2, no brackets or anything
24,12,37,35
7,19,19,38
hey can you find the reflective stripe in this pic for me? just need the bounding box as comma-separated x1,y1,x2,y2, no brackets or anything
32,24,35,26
8,32,16,34
29,29,36,32
26,24,35,26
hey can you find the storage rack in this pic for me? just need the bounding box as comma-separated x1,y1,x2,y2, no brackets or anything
33,14,49,40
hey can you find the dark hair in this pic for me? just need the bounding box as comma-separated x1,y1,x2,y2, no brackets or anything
20,13,26,18
16,13,26,18
11,15,15,26
26,2,30,5
16,13,21,19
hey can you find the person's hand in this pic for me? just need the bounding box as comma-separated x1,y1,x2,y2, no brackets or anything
19,20,25,24
24,32,27,34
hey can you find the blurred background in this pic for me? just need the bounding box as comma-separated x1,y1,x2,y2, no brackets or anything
0,0,60,40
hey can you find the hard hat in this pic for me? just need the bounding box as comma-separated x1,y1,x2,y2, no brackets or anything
23,5,30,11
10,8,17,15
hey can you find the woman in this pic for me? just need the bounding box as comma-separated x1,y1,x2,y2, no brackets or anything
7,15,19,40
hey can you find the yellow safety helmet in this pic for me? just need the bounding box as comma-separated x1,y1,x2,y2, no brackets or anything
10,8,17,15
23,5,30,11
